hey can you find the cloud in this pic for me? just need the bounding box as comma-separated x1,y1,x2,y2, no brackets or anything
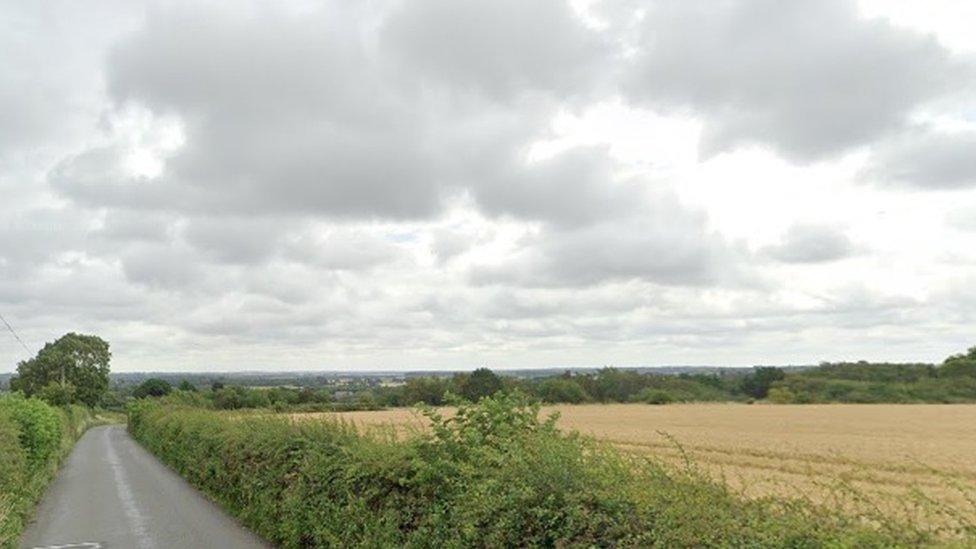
0,208,93,272
947,205,976,231
864,129,976,188
380,0,611,101
282,227,404,271
3,0,974,371
471,194,746,287
66,1,615,224
763,224,858,263
621,0,963,160
183,217,291,265
96,211,174,243
470,145,650,227
119,242,207,290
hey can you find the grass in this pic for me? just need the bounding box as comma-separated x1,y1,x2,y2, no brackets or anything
129,393,957,547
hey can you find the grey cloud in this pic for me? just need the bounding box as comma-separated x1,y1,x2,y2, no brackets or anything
120,243,206,290
47,1,624,229
0,207,91,269
622,0,962,160
472,196,745,288
183,217,290,265
98,3,447,219
430,228,480,262
864,129,976,189
380,0,611,101
763,224,857,263
0,1,139,158
97,211,174,243
48,146,173,211
282,228,403,271
471,146,648,227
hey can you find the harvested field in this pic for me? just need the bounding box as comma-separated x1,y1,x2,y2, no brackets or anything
294,403,976,529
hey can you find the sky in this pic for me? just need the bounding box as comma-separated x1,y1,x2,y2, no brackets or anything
1,0,975,372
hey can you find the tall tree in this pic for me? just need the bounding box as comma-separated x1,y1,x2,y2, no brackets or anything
459,367,504,402
941,347,976,378
739,366,785,399
134,378,172,399
10,333,111,407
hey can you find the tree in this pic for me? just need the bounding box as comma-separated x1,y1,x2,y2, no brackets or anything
9,333,111,407
582,368,645,402
38,382,77,406
133,378,172,399
941,347,976,378
402,377,449,406
458,368,504,402
213,387,243,409
535,378,589,403
177,379,197,392
740,367,786,399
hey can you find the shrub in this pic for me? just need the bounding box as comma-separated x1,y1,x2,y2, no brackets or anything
0,408,28,545
766,387,795,404
0,396,63,468
534,378,590,404
128,393,920,547
640,389,675,405
0,395,99,548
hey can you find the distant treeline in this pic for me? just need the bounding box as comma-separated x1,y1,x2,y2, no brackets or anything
373,346,976,406
72,345,976,411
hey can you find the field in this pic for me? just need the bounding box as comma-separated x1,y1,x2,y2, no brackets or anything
136,396,960,546
296,403,976,527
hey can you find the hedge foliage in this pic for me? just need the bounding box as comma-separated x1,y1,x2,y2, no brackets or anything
0,396,98,548
129,393,927,548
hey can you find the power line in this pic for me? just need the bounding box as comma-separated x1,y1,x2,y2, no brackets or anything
0,311,32,355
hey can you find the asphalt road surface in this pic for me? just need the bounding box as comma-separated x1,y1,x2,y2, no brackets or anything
20,425,271,549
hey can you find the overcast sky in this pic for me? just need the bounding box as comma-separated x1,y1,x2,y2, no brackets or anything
2,0,975,372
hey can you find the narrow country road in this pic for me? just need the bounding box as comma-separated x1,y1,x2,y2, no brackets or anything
20,425,271,549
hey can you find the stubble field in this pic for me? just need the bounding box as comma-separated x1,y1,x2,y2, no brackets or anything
295,403,976,529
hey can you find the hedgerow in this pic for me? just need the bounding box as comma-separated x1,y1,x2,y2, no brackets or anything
0,395,101,548
129,393,927,548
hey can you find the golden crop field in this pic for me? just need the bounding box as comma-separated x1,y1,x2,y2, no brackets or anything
296,403,976,528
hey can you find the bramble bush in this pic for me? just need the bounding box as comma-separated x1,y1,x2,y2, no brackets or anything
128,392,926,547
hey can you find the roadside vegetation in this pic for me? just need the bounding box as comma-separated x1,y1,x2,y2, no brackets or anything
0,396,116,548
0,333,120,548
129,392,955,548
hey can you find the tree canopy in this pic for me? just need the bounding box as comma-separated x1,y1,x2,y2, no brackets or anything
10,333,111,407
458,367,504,402
941,347,976,378
739,367,785,399
133,378,173,399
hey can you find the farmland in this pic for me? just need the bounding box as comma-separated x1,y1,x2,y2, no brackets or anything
296,403,976,529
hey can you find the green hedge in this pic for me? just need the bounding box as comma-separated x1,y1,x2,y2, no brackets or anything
129,393,924,548
0,395,98,548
